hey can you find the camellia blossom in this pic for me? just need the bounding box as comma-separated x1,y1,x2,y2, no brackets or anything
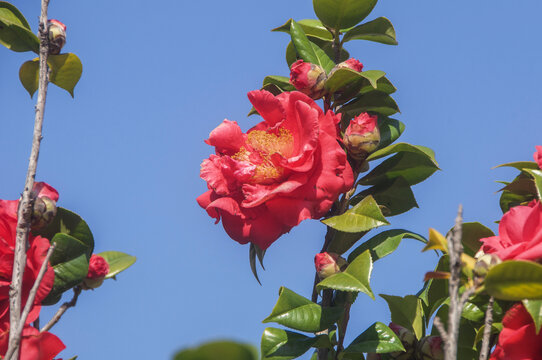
0,324,65,360
480,200,542,261
534,145,542,169
489,303,542,360
198,90,354,249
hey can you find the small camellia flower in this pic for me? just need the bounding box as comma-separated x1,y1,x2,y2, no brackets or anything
82,254,110,290
47,19,67,55
388,323,417,360
314,252,346,279
343,112,380,159
534,145,542,169
417,336,444,360
289,60,327,99
489,303,542,360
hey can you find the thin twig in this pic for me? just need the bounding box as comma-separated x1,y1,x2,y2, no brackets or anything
6,1,51,358
479,297,494,360
433,316,449,343
41,287,82,333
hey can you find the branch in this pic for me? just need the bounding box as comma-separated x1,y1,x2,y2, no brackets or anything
41,287,82,333
479,297,495,360
7,0,51,358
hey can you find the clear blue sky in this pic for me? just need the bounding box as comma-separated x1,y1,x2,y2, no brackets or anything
1,1,542,359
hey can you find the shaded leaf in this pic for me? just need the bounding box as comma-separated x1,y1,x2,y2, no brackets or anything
263,287,344,332
340,92,399,117
474,323,502,346
523,299,542,334
249,243,265,285
376,117,404,150
285,38,349,68
317,250,374,299
353,177,418,216
343,17,397,45
98,251,137,279
263,75,295,92
325,68,385,93
0,4,38,53
313,0,378,30
494,161,539,171
290,20,334,72
322,195,389,233
49,233,89,266
524,169,542,200
348,229,426,263
173,341,257,360
380,294,424,340
261,328,327,360
456,222,494,257
485,260,542,300
342,322,405,356
327,230,367,255
44,254,89,305
19,59,39,97
0,1,31,29
367,143,438,164
273,18,332,41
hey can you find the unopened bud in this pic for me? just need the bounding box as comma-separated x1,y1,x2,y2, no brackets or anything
330,58,364,74
31,196,57,230
289,59,327,99
314,252,346,280
343,113,380,159
416,336,444,360
48,19,66,55
82,254,110,290
388,323,417,360
474,253,502,278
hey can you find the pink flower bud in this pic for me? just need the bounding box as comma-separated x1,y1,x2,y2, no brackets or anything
48,19,67,55
388,323,417,359
534,145,542,170
336,58,364,72
314,252,346,279
417,336,444,360
289,59,327,99
82,254,109,289
343,113,380,159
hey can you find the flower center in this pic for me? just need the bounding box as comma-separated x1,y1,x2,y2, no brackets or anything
233,127,294,184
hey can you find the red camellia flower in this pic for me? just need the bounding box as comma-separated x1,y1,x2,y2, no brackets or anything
534,145,542,169
0,324,65,360
480,200,542,261
289,60,326,99
198,90,354,249
343,113,380,159
0,182,57,325
489,303,542,360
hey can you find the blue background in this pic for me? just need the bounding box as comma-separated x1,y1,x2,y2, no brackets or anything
1,0,541,358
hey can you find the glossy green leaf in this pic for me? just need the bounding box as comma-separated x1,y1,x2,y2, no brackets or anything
263,75,295,92
367,142,438,163
342,322,404,356
261,328,326,359
474,323,502,345
313,0,378,30
376,117,404,150
325,68,385,93
461,301,485,322
290,20,334,72
326,230,367,255
343,17,397,45
98,251,137,279
418,256,450,322
263,287,343,332
173,341,258,360
523,299,542,334
485,260,542,300
456,222,494,257
50,233,90,266
322,195,389,233
524,169,542,200
494,161,539,170
317,250,374,298
348,229,426,263
0,4,38,53
19,59,39,97
340,92,399,117
285,38,349,68
48,53,83,97
380,294,424,340
44,254,89,304
354,177,418,216
34,207,94,259
273,18,332,41
500,189,536,213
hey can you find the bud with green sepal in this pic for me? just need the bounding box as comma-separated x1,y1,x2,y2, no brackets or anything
48,19,66,55
289,59,327,99
343,113,380,160
82,254,110,290
388,323,417,360
416,336,444,360
314,252,347,280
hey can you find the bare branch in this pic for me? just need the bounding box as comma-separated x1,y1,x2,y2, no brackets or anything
41,287,82,333
433,316,449,343
6,0,51,358
479,297,495,360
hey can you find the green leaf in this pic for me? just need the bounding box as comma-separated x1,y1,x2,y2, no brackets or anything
456,222,494,257
50,233,90,266
322,195,389,233
19,59,39,97
290,20,335,72
342,322,405,356
273,18,333,41
317,250,374,299
494,161,539,171
327,230,367,255
173,341,258,360
353,177,418,216
325,68,385,93
376,117,404,150
249,242,266,285
523,299,542,334
263,287,344,332
313,0,378,30
285,38,350,68
44,253,89,304
261,328,326,360
348,229,426,263
343,17,397,45
33,207,94,259
97,251,137,279
380,294,424,340
0,4,39,53
461,301,485,322
340,92,400,117
474,323,502,346
263,75,296,92
360,145,439,186
485,260,542,300
524,169,542,200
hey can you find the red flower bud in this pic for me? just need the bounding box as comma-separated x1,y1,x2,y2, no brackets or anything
48,19,66,55
336,58,364,72
417,336,444,360
388,323,417,360
314,252,346,279
534,145,542,170
82,254,109,289
343,113,380,159
289,60,327,99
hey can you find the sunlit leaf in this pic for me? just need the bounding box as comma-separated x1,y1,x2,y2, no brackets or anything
322,195,389,233
173,341,258,360
343,17,397,45
485,260,542,300
380,294,424,340
348,229,426,262
98,251,137,279
342,322,405,356
313,0,378,30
